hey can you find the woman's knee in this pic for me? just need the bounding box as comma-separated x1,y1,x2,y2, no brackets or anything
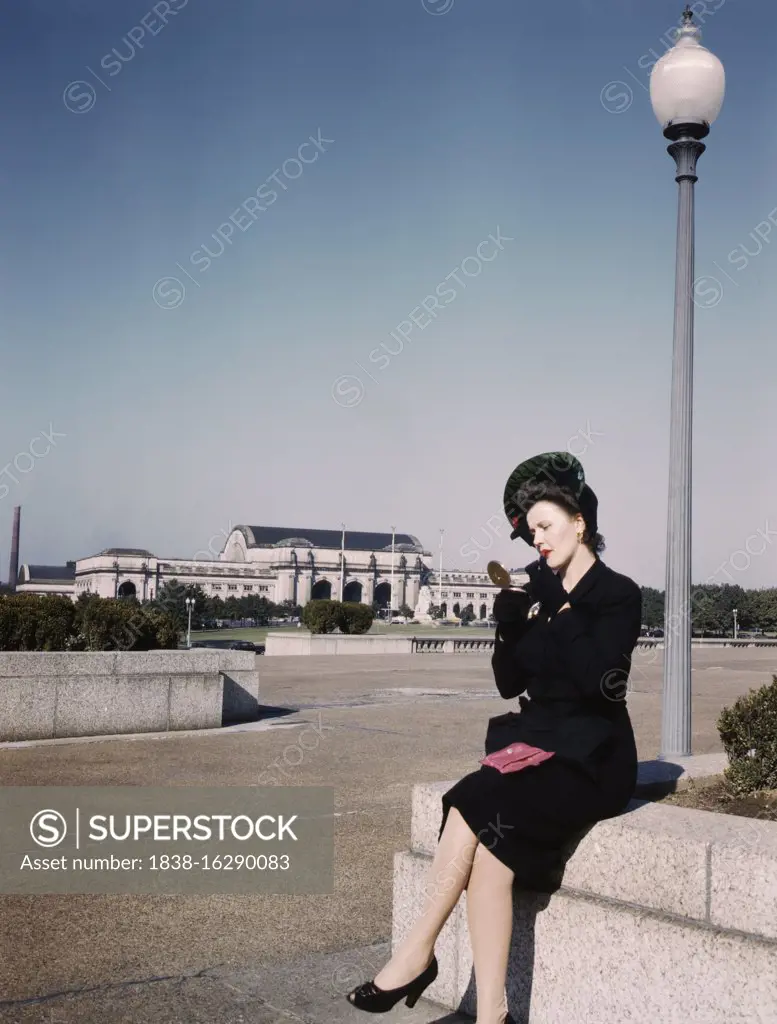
466,839,515,887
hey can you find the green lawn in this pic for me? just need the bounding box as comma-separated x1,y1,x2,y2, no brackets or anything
190,622,496,643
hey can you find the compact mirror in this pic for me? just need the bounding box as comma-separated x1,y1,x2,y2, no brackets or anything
487,560,512,589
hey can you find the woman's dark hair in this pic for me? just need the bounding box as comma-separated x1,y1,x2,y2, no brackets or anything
513,480,605,554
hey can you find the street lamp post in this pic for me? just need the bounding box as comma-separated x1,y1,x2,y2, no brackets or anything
733,608,738,640
339,523,345,602
650,6,725,759
185,596,195,649
390,525,396,621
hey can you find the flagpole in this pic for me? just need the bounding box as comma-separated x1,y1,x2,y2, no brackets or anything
390,525,396,618
438,528,444,611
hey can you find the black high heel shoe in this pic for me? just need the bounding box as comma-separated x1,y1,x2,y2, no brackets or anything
346,954,438,1012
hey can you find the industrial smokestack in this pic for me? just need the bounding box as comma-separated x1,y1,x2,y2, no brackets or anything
8,506,20,591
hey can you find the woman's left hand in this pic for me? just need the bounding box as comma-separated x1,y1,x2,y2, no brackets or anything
556,602,572,614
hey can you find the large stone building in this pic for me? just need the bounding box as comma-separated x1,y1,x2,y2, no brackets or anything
15,562,76,597
15,525,527,619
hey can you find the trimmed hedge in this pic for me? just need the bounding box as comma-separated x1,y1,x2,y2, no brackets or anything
301,600,342,634
718,674,777,795
338,602,374,635
0,594,179,651
301,599,375,635
0,594,76,651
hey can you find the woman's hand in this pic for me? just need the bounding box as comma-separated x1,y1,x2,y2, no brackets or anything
492,587,533,624
524,558,569,616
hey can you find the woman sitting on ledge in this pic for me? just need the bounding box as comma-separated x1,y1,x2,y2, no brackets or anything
346,451,642,1024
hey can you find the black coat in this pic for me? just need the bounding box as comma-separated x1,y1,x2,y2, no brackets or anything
438,556,642,892
489,555,642,780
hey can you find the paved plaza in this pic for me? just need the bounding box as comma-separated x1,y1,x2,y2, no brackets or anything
1,647,776,1023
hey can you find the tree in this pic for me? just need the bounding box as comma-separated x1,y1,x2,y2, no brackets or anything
399,603,414,619
742,588,777,632
237,594,273,625
152,580,207,629
276,600,302,619
639,587,664,629
203,595,225,627
550,582,777,636
459,603,475,625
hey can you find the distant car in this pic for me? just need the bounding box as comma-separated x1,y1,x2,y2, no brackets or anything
186,639,265,654
229,640,263,652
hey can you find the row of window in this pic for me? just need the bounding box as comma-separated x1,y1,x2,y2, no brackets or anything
159,564,261,576
209,584,272,593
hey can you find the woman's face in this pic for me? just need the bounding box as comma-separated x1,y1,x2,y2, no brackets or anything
526,500,583,570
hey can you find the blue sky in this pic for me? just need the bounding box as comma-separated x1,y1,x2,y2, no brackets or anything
1,0,775,589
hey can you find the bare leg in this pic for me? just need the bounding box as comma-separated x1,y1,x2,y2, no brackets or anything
370,806,478,991
465,842,514,1024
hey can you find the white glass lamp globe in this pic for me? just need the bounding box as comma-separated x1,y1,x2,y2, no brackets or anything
650,15,725,129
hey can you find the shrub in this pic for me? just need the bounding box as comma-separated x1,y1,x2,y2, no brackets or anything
301,599,343,634
142,606,180,649
0,593,179,651
0,594,76,651
338,602,374,634
74,596,179,651
717,674,777,795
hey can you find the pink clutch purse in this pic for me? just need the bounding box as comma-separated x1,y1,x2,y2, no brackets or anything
479,742,555,774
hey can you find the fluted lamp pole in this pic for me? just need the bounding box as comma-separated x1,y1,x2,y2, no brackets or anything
650,6,725,759
185,596,195,649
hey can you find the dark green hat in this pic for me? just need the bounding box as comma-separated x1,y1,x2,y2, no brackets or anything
503,451,598,545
